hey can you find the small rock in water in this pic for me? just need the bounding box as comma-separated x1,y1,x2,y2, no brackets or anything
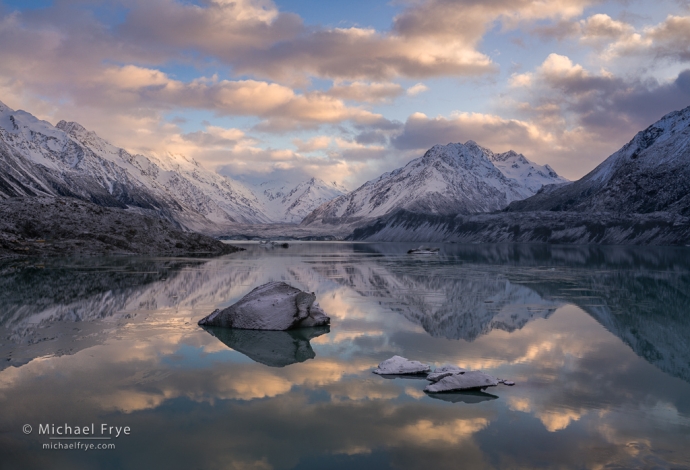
197,281,330,330
373,355,431,375
425,370,499,393
426,364,466,383
503,380,515,386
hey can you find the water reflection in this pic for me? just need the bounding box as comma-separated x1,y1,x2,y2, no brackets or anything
202,326,330,367
426,390,499,404
0,244,689,469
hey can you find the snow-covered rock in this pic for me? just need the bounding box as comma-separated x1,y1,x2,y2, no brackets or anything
425,370,499,392
302,141,567,228
427,365,467,383
197,281,330,330
372,355,431,375
488,150,567,194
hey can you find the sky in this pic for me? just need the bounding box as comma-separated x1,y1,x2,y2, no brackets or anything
1,0,690,188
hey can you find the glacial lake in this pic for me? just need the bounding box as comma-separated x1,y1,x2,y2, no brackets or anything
1,242,690,469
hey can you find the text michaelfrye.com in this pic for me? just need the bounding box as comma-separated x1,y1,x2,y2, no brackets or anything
22,423,131,451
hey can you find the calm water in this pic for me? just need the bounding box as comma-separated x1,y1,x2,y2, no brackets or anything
1,243,690,469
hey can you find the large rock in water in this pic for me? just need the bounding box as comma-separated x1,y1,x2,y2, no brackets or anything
197,282,330,330
425,370,499,392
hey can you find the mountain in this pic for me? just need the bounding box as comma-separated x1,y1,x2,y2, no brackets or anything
349,209,690,245
0,100,348,231
347,106,690,245
251,178,348,223
0,100,273,230
507,105,690,215
301,141,567,227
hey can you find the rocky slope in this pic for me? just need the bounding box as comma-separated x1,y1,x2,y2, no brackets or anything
348,209,690,245
507,105,690,215
0,197,242,259
302,141,566,228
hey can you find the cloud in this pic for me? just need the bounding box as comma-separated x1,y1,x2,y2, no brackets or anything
329,82,405,103
292,136,332,152
602,15,690,63
91,66,385,128
231,0,597,81
406,83,429,96
110,0,499,81
5,0,597,87
2,0,688,186
388,53,690,180
531,19,582,41
516,54,690,129
499,54,690,176
182,126,252,148
391,111,552,153
580,13,634,41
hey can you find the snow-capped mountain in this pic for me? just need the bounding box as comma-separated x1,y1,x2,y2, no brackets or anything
0,100,348,230
56,120,270,226
347,106,690,245
487,150,567,194
507,105,690,215
302,141,567,227
0,100,271,230
251,178,348,223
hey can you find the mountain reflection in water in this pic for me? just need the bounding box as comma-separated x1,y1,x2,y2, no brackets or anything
1,243,689,470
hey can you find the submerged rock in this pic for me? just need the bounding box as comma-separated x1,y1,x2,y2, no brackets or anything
427,364,467,383
425,370,499,393
197,281,330,330
202,325,329,367
373,355,431,375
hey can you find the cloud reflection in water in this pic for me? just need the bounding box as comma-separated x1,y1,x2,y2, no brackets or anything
0,243,689,469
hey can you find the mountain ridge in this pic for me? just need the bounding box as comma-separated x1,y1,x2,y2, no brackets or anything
347,105,690,245
301,140,567,228
0,101,347,229
506,105,690,215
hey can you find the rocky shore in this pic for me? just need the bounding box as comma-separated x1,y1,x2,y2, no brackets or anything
0,197,242,259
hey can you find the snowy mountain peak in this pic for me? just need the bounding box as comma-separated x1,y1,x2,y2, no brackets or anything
0,103,63,140
56,120,88,134
55,120,107,151
251,177,349,223
487,149,569,193
302,141,567,227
